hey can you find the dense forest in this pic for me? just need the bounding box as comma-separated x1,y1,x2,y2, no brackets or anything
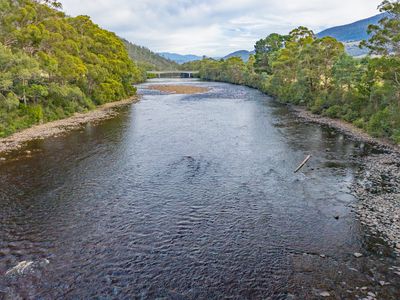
0,0,144,137
123,39,179,71
183,0,400,143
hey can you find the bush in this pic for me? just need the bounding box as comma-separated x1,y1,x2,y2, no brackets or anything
323,105,342,118
310,98,327,114
353,118,366,129
367,108,391,137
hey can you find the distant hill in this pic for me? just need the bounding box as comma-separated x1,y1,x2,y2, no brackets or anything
317,13,386,42
159,52,202,64
223,50,255,62
123,40,179,71
343,41,368,57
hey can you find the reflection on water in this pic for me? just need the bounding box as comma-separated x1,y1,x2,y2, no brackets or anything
0,79,398,299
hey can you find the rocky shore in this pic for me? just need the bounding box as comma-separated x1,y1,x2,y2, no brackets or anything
0,97,139,156
353,153,400,254
293,107,400,254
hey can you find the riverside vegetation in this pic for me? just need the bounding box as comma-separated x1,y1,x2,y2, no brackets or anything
182,0,400,145
3,0,400,146
0,0,145,138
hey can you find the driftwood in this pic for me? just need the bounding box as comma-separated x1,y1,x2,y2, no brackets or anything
294,155,312,173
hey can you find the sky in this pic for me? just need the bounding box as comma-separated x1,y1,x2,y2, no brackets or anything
60,0,382,56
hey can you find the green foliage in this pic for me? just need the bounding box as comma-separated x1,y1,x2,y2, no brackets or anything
254,33,286,74
188,2,400,144
0,0,142,137
123,39,179,73
361,0,400,56
367,108,392,137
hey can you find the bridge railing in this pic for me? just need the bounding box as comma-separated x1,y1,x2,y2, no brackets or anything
146,71,200,79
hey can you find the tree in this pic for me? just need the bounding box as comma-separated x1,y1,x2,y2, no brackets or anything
0,0,143,137
254,33,286,74
361,0,400,56
34,0,62,9
288,26,316,43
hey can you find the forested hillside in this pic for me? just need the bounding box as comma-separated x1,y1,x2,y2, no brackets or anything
123,40,179,71
223,50,255,62
0,0,143,137
183,1,400,143
317,13,386,42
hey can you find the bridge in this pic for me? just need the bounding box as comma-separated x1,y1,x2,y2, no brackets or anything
147,71,199,78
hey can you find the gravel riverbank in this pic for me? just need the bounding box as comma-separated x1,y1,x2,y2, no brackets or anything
293,107,400,254
147,84,210,94
0,96,139,156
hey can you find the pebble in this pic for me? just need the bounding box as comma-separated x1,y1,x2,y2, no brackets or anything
319,291,330,297
25,150,31,154
367,292,376,297
0,157,5,161
352,153,400,251
354,252,363,258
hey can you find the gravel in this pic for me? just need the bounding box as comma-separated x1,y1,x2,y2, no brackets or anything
352,152,400,252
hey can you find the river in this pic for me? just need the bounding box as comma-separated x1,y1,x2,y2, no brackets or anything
0,79,399,299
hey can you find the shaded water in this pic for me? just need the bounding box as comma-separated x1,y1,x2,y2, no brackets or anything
0,79,399,299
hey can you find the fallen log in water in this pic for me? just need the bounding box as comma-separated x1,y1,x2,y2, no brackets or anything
294,155,312,173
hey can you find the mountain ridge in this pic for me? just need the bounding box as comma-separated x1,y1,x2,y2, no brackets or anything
158,52,202,64
317,13,386,42
161,13,386,63
223,50,255,62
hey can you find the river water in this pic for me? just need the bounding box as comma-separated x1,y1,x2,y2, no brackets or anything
0,79,399,299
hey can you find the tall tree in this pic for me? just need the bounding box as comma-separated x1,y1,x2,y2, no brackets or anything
254,33,286,74
361,0,400,56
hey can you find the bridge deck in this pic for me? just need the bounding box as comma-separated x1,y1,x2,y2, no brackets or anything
146,70,199,78
146,71,199,74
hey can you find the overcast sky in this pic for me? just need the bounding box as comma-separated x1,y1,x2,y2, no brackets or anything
60,0,382,56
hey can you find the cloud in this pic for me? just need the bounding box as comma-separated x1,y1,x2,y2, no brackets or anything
60,0,382,56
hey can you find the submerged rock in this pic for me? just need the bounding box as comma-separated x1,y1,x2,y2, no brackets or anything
319,291,331,297
5,259,49,277
379,281,388,286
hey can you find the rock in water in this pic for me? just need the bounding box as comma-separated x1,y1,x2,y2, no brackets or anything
5,259,49,277
320,291,331,297
353,252,363,258
5,261,34,276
